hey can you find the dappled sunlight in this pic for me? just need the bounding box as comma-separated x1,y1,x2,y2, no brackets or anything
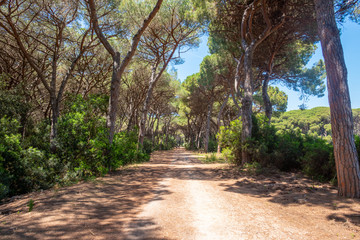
2,149,360,239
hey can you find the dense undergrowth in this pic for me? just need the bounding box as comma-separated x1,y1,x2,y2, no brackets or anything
0,95,177,200
218,114,360,184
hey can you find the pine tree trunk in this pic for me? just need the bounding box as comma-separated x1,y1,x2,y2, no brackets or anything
204,100,213,153
241,47,254,164
139,67,157,146
314,0,360,198
153,113,160,145
217,94,230,154
107,52,121,144
262,72,272,123
50,96,59,152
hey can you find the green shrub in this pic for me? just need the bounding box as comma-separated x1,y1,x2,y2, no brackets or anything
184,141,197,150
222,147,235,163
154,135,177,151
355,135,360,161
272,130,303,171
0,94,153,200
301,136,335,181
0,117,55,198
200,152,225,163
56,95,109,177
0,117,25,196
217,119,242,164
143,137,154,154
110,131,150,169
21,147,55,190
218,114,336,181
244,161,262,175
207,137,218,153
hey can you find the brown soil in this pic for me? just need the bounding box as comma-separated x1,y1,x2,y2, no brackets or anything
1,148,360,239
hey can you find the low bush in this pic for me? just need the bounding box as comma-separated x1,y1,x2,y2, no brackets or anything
301,136,335,181
154,135,177,151
218,114,338,182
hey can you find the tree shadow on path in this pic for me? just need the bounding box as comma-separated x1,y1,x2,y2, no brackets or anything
0,152,175,239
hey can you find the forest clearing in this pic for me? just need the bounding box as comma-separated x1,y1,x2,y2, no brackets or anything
1,148,360,239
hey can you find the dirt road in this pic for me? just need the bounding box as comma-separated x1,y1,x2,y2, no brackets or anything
1,148,360,239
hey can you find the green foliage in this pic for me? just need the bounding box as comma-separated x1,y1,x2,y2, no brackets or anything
217,118,242,164
201,152,225,163
221,147,235,163
273,107,360,142
253,86,288,114
56,95,109,178
27,199,34,212
207,137,218,153
301,136,335,181
355,135,360,161
153,135,178,151
57,95,150,178
272,107,332,139
0,117,25,197
0,95,151,200
110,131,150,170
0,76,31,122
243,161,262,175
218,114,337,182
0,117,53,197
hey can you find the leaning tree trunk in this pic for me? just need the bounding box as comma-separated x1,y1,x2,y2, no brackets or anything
204,100,213,153
314,0,360,198
262,72,272,123
241,47,254,164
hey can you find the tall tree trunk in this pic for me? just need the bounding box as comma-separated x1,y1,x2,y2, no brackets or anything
139,67,157,146
127,103,134,132
217,93,230,154
241,47,254,164
196,128,202,149
314,0,360,198
204,100,213,153
262,72,272,123
165,118,170,147
50,96,59,152
234,56,243,97
231,92,242,119
107,52,121,143
153,113,160,145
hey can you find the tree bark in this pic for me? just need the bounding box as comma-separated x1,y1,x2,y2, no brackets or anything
262,72,272,123
241,47,254,164
107,52,121,143
153,112,160,145
204,99,213,153
314,0,360,198
139,66,157,146
217,93,230,154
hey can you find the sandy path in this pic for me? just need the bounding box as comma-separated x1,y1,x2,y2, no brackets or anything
1,148,360,239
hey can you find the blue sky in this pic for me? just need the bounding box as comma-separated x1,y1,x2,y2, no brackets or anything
173,20,360,111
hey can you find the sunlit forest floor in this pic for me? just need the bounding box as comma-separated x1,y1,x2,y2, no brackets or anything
1,148,360,239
